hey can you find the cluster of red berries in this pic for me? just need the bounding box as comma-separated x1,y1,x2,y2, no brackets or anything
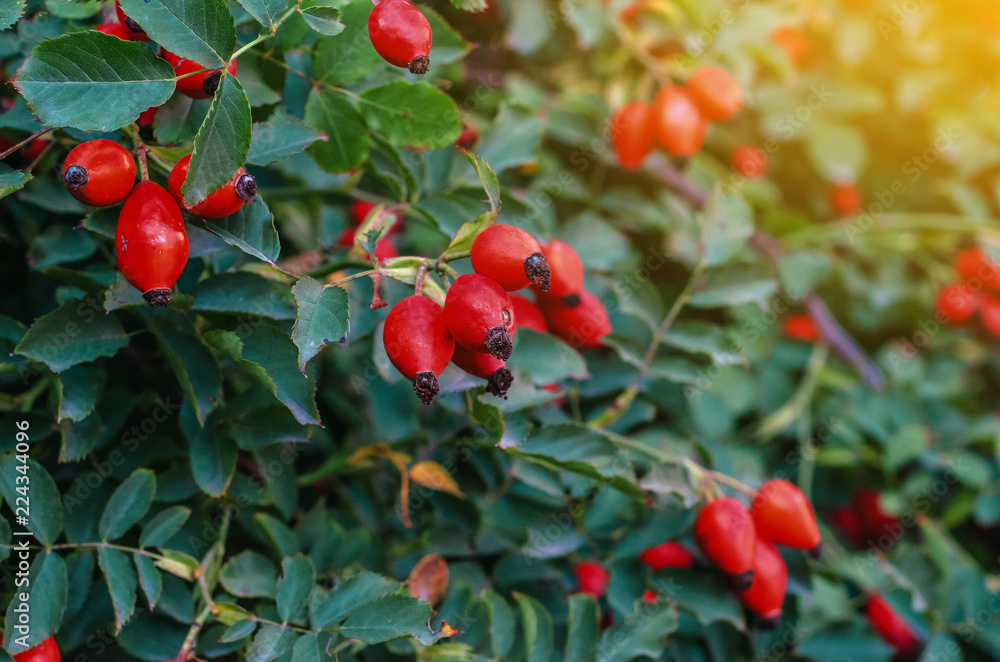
383,227,611,405
611,65,742,170
829,490,901,551
62,139,255,306
935,246,1000,334
695,481,820,627
368,0,433,75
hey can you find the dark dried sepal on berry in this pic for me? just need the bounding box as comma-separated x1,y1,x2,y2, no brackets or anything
143,288,173,307
808,542,822,560
486,368,513,399
524,252,551,292
138,124,155,142
733,569,754,592
203,71,223,96
64,165,88,190
562,293,581,308
124,15,142,33
753,614,781,631
408,55,430,75
413,371,440,405
485,325,513,361
236,173,257,202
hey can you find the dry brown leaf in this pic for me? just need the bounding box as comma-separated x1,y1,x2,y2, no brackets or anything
409,460,465,498
407,554,449,605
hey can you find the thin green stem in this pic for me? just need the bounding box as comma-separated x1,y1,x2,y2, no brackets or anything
229,2,301,63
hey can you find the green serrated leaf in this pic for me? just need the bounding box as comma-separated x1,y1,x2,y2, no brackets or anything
239,0,290,29
182,73,251,206
140,506,191,548
15,298,128,372
247,111,323,166
276,555,316,623
339,594,433,644
0,456,63,545
247,624,297,662
310,571,399,629
515,592,553,662
98,547,138,633
3,552,67,655
13,31,175,131
202,198,281,265
312,1,382,84
462,151,500,211
300,6,344,35
291,278,349,370
565,594,600,662
219,550,278,598
100,469,157,541
359,81,462,149
0,0,26,30
118,0,236,69
134,553,163,610
304,89,370,174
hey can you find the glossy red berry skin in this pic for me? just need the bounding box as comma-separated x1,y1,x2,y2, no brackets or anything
574,561,609,598
95,22,134,40
538,240,584,299
639,542,695,570
830,182,862,217
168,154,256,219
866,594,922,658
116,181,189,307
63,139,136,207
11,636,59,662
451,344,513,399
538,290,610,349
732,145,768,178
444,274,516,361
935,285,978,324
383,295,455,404
471,225,550,292
653,85,708,157
115,1,149,40
739,539,788,628
981,296,1000,336
783,315,820,342
368,0,433,74
687,66,742,121
751,480,821,556
162,51,237,99
611,102,656,170
956,247,1000,288
351,200,403,233
694,497,757,590
508,294,548,333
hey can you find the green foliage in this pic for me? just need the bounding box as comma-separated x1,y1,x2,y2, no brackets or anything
3,0,1000,661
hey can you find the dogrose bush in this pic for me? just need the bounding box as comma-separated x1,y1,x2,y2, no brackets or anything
2,0,1000,660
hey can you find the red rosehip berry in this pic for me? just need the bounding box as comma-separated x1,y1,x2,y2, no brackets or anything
115,1,149,40
351,200,404,233
161,50,237,99
22,139,50,164
639,542,695,570
383,295,455,404
852,491,900,548
368,0,433,75
451,344,513,399
783,315,820,342
538,240,585,299
63,139,136,207
830,181,862,217
538,290,610,349
508,294,548,333
955,246,1000,288
574,561,609,598
738,539,788,629
982,296,1000,336
642,589,658,603
611,102,656,170
935,284,978,324
95,22,134,40
116,181,189,306
444,274,516,361
694,497,757,591
456,118,479,150
12,636,59,662
338,227,398,261
471,225,551,292
732,145,768,178
687,66,742,121
168,154,256,219
771,26,810,66
865,594,923,659
829,505,866,548
137,106,158,141
653,85,708,157
751,480,821,557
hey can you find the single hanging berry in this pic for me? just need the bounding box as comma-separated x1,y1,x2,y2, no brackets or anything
732,145,767,178
115,1,149,40
639,542,695,570
574,561,609,598
456,118,480,150
981,296,1000,336
451,344,513,399
168,154,256,219
368,0,433,74
444,274,516,361
538,290,610,349
471,225,551,292
338,227,399,261
653,85,708,157
693,497,757,590
935,284,978,324
351,200,404,233
162,50,238,99
687,66,742,121
116,181,190,306
508,294,548,333
751,480,822,557
830,181,862,217
611,102,656,170
865,594,923,659
783,314,820,342
63,139,136,207
538,240,584,300
738,539,788,629
383,295,455,404
955,246,1000,288
12,637,59,662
